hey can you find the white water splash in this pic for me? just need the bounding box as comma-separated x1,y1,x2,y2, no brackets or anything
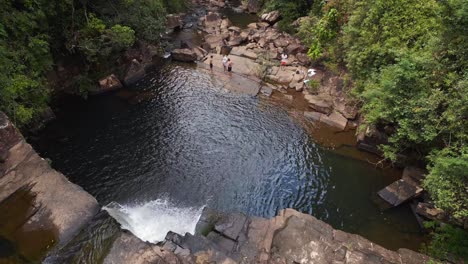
104,199,204,243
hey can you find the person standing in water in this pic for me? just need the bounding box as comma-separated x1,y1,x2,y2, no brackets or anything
222,55,228,72
280,53,288,70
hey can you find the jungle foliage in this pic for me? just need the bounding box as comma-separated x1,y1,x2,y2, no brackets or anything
0,0,186,127
295,0,467,260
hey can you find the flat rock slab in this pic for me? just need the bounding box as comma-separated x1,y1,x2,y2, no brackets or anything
203,53,260,77
198,62,261,96
0,113,99,262
378,179,423,207
320,111,348,131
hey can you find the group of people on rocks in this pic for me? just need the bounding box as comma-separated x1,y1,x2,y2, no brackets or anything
208,55,233,74
207,52,290,75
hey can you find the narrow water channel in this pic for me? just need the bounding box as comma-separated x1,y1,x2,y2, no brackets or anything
33,63,425,257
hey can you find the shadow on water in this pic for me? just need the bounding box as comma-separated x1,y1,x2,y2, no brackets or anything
31,63,426,261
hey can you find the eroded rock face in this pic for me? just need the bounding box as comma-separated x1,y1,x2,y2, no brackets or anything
0,113,99,262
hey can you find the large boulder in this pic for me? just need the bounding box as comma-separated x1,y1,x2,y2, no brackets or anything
123,59,145,86
305,94,333,115
334,100,359,120
320,111,348,131
228,36,245,47
273,38,290,48
203,12,222,33
98,74,123,93
261,11,281,24
220,18,232,30
171,48,197,62
166,14,182,31
296,53,311,65
204,34,225,49
286,43,305,55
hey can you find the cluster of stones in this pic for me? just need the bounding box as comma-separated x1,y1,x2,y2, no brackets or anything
173,5,360,133
104,208,434,264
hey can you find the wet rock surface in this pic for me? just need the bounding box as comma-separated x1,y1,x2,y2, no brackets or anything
0,113,99,262
105,208,433,264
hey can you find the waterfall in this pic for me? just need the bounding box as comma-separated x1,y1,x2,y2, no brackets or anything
104,199,204,243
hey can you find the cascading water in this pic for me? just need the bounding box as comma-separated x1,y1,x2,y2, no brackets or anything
103,199,204,243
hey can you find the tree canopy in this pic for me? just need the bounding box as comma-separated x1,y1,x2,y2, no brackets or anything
0,0,186,127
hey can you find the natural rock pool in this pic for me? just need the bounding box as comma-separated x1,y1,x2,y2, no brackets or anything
34,63,424,256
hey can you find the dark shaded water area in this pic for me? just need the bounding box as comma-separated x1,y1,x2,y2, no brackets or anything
33,63,425,256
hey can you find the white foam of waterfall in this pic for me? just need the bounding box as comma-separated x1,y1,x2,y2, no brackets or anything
103,199,204,243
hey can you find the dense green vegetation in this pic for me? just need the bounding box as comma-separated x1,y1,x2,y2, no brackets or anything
280,0,467,260
423,221,468,262
0,0,186,127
